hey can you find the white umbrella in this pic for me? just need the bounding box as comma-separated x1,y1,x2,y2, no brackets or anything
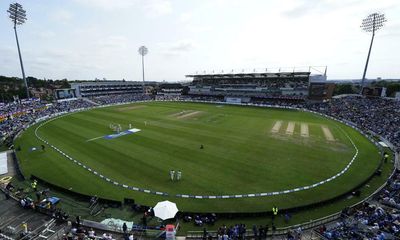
153,200,179,220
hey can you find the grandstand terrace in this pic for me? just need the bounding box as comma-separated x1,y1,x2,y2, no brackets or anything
155,83,185,101
71,81,145,98
186,68,327,101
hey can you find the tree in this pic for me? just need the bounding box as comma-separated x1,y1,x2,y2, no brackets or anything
58,79,70,88
371,81,400,97
334,84,356,95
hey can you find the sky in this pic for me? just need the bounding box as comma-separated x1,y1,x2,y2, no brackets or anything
0,0,399,82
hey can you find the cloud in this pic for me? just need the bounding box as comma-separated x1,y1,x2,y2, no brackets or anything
35,31,56,39
50,10,73,24
169,40,196,52
187,25,213,33
160,40,197,57
380,22,400,38
0,47,17,67
96,36,129,49
2,0,399,81
143,0,172,17
284,1,320,18
284,0,398,19
73,0,172,17
73,0,138,10
284,0,366,18
179,12,192,23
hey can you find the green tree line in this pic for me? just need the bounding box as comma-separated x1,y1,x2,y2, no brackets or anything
0,75,70,102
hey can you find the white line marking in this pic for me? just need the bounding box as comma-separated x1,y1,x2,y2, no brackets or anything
33,101,361,199
86,136,104,142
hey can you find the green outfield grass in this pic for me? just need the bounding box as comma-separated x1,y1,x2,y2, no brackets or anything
15,102,381,213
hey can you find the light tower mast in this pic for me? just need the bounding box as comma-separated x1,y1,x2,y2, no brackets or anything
138,46,148,94
7,2,29,99
360,13,387,91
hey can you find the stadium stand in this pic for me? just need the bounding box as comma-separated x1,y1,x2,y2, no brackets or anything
307,96,400,152
0,99,95,148
156,83,184,98
71,81,144,98
186,72,311,101
90,93,151,105
1,91,399,239
185,68,332,103
314,171,400,239
0,191,67,239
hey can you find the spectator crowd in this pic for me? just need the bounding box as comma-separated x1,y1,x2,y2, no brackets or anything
90,94,150,105
0,99,95,147
307,96,400,151
0,94,152,149
1,93,399,240
316,170,400,239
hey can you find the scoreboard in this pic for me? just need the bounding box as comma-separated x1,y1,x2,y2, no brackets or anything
55,89,77,99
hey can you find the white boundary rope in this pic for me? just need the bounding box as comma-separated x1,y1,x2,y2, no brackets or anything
32,100,364,199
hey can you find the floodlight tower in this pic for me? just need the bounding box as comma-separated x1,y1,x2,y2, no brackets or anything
138,46,148,94
360,12,387,90
7,2,29,99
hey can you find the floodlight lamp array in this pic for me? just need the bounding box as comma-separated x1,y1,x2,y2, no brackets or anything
7,3,27,25
361,13,386,33
138,46,148,56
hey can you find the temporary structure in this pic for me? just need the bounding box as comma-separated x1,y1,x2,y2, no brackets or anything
153,200,179,220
